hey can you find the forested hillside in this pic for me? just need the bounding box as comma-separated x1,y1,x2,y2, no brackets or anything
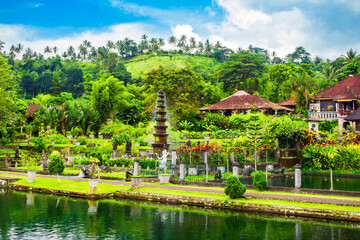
0,35,359,140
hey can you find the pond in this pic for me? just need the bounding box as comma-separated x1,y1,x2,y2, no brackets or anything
240,173,360,192
0,190,360,239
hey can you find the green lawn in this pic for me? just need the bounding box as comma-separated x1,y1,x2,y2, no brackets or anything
125,55,221,79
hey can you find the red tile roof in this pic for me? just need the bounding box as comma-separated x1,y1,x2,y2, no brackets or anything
333,88,358,101
279,98,296,106
27,104,40,117
313,75,360,99
199,91,291,111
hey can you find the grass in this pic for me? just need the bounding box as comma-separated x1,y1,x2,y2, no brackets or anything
2,171,360,214
125,55,221,79
11,177,128,194
100,172,126,179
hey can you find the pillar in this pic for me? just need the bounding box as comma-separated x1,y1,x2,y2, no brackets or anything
180,160,185,181
294,164,302,192
232,162,240,178
134,158,140,176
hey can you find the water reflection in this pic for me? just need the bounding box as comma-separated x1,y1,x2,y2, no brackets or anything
0,191,359,240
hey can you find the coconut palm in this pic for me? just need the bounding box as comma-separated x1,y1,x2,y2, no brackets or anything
168,36,176,51
0,40,5,51
53,46,58,55
106,40,115,51
67,46,75,59
44,46,52,58
341,48,358,63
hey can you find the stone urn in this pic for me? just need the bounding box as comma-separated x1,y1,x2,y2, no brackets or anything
27,171,36,183
158,174,171,184
89,179,98,188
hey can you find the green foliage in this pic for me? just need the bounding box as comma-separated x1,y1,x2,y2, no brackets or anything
319,120,338,132
48,151,65,175
218,50,266,93
91,76,128,122
21,153,39,171
49,134,70,144
77,136,88,145
31,137,47,153
302,144,360,171
112,132,129,146
144,66,222,123
106,158,134,167
252,171,268,190
224,176,246,199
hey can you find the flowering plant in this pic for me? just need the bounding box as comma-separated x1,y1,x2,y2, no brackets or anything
89,157,101,179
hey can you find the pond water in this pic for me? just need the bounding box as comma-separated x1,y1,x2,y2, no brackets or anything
0,190,359,240
240,174,360,192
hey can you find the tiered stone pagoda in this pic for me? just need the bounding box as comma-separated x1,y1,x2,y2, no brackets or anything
152,90,170,154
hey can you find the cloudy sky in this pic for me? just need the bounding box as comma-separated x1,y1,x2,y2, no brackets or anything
1,0,360,59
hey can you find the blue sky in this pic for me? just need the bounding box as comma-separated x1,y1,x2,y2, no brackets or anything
1,0,360,59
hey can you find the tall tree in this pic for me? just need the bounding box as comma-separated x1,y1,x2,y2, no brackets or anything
218,51,266,93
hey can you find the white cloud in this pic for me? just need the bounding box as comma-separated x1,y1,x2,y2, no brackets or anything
171,25,202,42
217,0,272,29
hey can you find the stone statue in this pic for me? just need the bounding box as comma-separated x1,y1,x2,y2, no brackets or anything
112,141,117,151
156,149,169,172
5,151,10,168
125,139,132,156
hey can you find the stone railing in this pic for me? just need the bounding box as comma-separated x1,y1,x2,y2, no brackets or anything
338,109,355,116
309,111,338,120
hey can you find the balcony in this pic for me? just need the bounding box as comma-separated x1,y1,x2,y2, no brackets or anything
309,111,338,120
338,109,355,116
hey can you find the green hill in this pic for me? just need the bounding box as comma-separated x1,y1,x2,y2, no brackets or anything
124,55,221,80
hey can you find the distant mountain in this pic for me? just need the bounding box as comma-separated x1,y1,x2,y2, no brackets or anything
124,54,221,80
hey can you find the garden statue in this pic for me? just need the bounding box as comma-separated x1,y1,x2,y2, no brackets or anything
186,139,191,147
271,167,286,175
5,151,10,168
125,139,132,156
156,149,169,172
112,141,117,151
215,170,222,180
13,148,20,167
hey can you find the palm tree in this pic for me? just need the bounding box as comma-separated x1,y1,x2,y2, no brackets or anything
320,65,341,89
189,37,196,51
16,43,24,54
341,48,358,63
44,46,51,58
178,35,187,50
106,40,115,51
67,46,75,59
141,34,148,42
168,36,176,51
0,40,5,51
204,39,212,55
53,46,58,55
150,38,159,53
62,51,68,59
83,40,92,48
158,38,165,50
79,44,88,60
197,41,204,55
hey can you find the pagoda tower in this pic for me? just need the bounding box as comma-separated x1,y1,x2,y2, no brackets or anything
152,90,170,155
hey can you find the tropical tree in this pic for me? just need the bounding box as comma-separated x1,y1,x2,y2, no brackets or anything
218,51,266,93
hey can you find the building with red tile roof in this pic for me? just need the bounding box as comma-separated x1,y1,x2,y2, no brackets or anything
199,90,291,116
308,75,360,129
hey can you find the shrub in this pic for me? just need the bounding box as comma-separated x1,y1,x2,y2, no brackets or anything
106,158,134,168
48,151,65,183
77,136,88,145
49,134,70,144
252,171,268,190
139,159,157,169
31,137,47,153
112,133,129,146
224,176,246,199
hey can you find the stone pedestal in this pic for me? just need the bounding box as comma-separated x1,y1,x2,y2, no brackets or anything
134,158,140,176
27,171,36,183
171,150,177,165
159,174,171,184
294,164,302,192
131,177,142,188
232,162,240,178
180,161,185,181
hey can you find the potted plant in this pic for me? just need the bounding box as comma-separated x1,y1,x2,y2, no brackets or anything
89,158,101,189
21,154,39,183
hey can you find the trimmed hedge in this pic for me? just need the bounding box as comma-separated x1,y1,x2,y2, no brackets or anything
224,176,246,199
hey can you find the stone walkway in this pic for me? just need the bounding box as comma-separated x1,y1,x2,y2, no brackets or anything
3,172,360,207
